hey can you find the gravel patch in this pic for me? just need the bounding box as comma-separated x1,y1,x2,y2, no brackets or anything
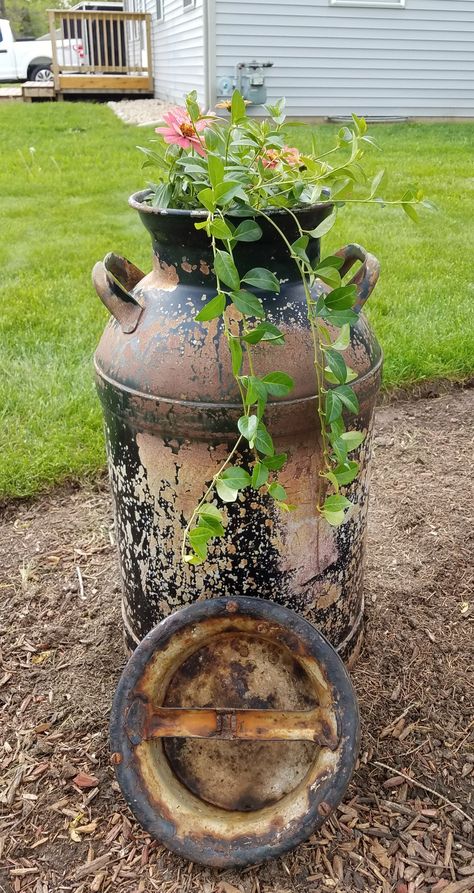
108,98,174,126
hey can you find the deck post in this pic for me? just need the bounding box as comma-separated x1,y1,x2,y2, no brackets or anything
48,10,59,93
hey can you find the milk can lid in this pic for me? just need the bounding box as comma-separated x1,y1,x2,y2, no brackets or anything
110,595,359,868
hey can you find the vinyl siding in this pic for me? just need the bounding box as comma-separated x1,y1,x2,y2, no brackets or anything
214,0,474,117
125,0,205,102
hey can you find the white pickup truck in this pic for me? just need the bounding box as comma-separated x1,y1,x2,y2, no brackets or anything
0,18,83,82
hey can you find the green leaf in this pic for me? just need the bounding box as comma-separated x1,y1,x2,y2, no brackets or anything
316,268,341,289
220,466,251,490
243,375,268,405
402,202,419,223
263,453,287,471
340,430,365,452
198,187,216,212
291,235,309,261
254,421,274,457
229,336,243,375
315,255,345,272
214,181,248,207
335,384,359,414
242,322,285,345
215,480,238,503
214,249,240,290
329,324,351,352
307,209,337,238
325,391,343,424
268,481,287,501
320,493,352,527
232,220,263,242
261,371,295,397
325,285,357,312
210,218,233,240
238,414,259,444
370,168,387,198
242,268,280,293
351,112,367,135
208,154,225,188
324,350,347,384
231,289,265,318
231,89,247,123
196,513,224,536
332,460,359,486
251,462,269,489
319,307,358,327
204,127,220,152
195,293,226,322
188,529,209,560
197,503,224,522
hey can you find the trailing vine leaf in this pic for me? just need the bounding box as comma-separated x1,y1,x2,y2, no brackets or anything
263,453,287,471
232,220,263,242
238,414,259,445
324,349,347,384
261,371,295,396
254,421,274,456
335,384,359,414
214,249,240,289
340,430,365,452
268,482,287,501
242,268,280,293
320,494,352,526
307,209,337,238
195,293,226,321
231,289,265,318
251,462,269,488
325,390,343,424
241,322,285,345
229,337,243,375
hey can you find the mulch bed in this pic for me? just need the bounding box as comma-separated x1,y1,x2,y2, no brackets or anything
0,390,473,893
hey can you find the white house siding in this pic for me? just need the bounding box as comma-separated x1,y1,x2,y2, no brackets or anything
125,0,206,103
214,0,474,117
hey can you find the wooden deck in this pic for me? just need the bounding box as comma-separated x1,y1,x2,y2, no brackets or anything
48,9,153,99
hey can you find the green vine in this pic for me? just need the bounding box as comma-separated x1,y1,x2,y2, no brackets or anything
139,90,432,564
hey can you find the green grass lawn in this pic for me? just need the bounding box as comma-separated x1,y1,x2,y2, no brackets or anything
0,103,473,499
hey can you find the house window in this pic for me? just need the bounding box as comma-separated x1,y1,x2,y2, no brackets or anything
330,0,405,7
156,0,164,20
183,0,196,10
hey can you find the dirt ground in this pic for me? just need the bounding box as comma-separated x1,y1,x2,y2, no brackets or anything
1,390,473,893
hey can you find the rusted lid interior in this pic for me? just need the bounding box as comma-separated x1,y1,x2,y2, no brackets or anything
110,596,359,868
163,632,319,811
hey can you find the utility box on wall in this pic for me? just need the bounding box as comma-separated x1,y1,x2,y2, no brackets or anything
217,60,274,107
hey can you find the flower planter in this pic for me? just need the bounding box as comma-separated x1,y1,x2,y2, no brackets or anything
93,189,381,665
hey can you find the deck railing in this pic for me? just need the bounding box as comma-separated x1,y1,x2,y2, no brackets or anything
47,9,153,93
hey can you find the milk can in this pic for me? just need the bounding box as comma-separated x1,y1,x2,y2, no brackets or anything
93,190,381,664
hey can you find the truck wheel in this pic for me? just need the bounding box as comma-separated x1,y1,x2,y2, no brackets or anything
29,65,53,83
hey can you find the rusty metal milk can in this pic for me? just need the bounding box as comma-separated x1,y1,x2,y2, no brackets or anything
93,190,381,664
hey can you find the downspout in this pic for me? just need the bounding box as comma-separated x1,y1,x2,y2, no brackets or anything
203,0,216,109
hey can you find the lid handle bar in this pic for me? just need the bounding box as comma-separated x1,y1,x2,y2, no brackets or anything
128,704,339,750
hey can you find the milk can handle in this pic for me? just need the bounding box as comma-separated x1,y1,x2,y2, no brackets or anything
92,252,145,334
334,243,380,313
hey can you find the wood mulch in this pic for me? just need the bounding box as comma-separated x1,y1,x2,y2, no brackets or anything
0,390,473,893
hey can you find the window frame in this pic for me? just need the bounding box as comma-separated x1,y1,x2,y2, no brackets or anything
156,0,164,21
183,0,196,11
329,0,405,7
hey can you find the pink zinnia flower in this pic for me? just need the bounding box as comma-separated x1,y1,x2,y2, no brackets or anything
261,148,280,169
155,107,207,156
282,145,302,166
261,145,302,169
